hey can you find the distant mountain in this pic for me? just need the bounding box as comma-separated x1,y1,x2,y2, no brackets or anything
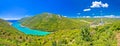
20,13,81,32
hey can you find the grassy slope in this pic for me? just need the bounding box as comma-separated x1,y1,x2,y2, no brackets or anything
0,19,22,45
0,18,39,46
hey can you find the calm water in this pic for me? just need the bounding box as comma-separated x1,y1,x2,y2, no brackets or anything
8,20,50,36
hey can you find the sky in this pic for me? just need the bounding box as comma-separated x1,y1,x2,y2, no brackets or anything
0,0,120,20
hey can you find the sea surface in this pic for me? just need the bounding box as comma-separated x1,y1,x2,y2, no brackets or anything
8,20,50,36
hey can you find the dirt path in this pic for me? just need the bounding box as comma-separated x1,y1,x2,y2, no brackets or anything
116,33,120,46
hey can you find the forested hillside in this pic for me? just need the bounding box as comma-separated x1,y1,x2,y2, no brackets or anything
20,13,82,32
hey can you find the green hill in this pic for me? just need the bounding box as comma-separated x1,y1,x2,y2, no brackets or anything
20,13,81,32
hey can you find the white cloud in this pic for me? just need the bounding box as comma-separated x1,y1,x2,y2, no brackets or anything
76,15,120,18
63,16,67,17
78,16,91,18
84,16,91,18
82,1,108,12
101,3,109,8
83,8,91,11
77,13,81,15
2,18,21,20
90,1,109,8
93,15,120,18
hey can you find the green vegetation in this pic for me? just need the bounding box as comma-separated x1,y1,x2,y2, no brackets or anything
0,13,120,46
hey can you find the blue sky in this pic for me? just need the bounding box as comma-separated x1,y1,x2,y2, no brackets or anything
0,0,120,20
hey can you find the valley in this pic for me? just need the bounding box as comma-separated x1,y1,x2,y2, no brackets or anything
0,13,120,46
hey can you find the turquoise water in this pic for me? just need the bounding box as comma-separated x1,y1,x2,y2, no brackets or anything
11,21,50,36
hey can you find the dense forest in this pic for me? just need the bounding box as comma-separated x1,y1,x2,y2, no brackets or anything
0,13,120,46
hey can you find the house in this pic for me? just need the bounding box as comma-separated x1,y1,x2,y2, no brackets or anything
90,18,104,28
